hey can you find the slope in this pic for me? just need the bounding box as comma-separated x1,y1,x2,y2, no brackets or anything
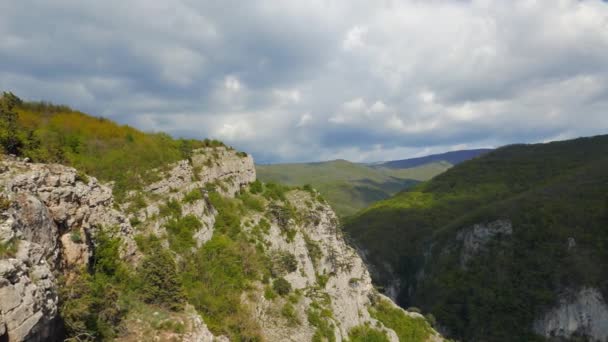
257,159,450,216
376,148,491,169
344,134,608,342
0,93,445,341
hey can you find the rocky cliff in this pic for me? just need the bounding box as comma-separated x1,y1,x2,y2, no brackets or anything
0,148,441,341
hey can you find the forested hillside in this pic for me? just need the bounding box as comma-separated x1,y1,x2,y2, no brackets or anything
344,135,608,341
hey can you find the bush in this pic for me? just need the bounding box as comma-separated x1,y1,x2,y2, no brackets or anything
271,251,298,276
0,238,19,258
181,234,267,340
183,188,204,204
370,299,432,342
70,231,83,243
348,325,390,342
272,277,292,296
281,302,300,326
164,215,202,252
159,199,182,218
138,248,184,311
249,180,263,194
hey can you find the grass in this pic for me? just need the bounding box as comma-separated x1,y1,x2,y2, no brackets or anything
348,325,390,342
257,159,450,216
369,299,432,342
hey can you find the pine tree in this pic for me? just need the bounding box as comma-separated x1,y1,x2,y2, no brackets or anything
0,92,23,155
138,248,185,310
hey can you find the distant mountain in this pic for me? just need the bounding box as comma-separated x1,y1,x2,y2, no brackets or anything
344,135,608,341
256,159,450,216
376,148,492,169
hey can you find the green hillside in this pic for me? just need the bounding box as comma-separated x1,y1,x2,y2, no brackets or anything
0,92,227,201
257,159,450,216
344,135,608,341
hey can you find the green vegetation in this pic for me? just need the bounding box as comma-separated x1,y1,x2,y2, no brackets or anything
165,215,202,252
281,302,300,326
345,135,608,341
59,231,130,340
181,234,267,340
307,301,336,342
183,188,204,203
348,325,389,342
257,159,450,216
369,299,432,342
273,277,292,296
138,248,184,310
0,92,215,202
0,238,19,258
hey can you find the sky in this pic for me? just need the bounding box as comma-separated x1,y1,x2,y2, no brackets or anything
1,0,608,163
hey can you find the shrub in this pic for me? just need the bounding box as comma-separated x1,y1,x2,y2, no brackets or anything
159,199,182,218
0,195,11,211
164,215,202,252
138,248,184,311
183,188,204,204
70,231,83,243
348,325,389,342
271,251,298,276
0,238,19,258
370,299,432,342
249,180,263,194
239,191,264,212
281,302,300,326
272,277,292,296
181,234,266,340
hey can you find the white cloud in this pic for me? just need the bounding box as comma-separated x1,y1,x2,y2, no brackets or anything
1,0,608,163
343,26,368,50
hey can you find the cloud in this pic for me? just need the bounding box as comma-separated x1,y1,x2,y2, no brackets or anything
1,0,608,163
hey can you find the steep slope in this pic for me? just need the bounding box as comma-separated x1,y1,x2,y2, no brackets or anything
344,135,608,341
375,149,491,169
0,96,444,341
257,159,449,217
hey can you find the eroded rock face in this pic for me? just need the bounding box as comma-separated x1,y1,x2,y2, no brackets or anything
0,242,59,342
533,288,608,341
456,219,513,268
190,147,256,197
0,159,139,341
247,191,444,342
2,160,139,267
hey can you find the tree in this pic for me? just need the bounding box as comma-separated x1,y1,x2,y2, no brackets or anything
0,92,24,155
138,248,184,310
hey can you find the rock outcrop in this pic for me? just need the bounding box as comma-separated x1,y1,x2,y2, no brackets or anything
533,287,608,341
1,147,441,341
456,219,513,268
0,158,140,341
0,241,58,342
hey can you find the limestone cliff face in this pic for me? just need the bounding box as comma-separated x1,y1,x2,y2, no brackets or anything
533,288,608,341
1,148,441,341
0,157,144,341
244,190,443,342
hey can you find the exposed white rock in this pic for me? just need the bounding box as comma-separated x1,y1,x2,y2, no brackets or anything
0,242,58,342
249,190,444,342
1,160,139,266
190,147,255,197
456,219,512,268
534,287,608,341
